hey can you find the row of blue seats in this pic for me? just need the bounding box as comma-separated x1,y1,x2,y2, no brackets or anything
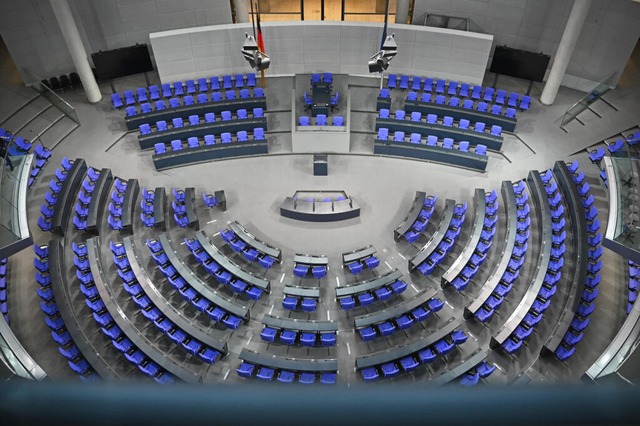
146,238,243,330
0,127,33,154
416,202,467,277
111,242,221,364
358,298,444,342
220,228,277,269
458,361,496,386
107,178,128,231
111,74,258,108
628,261,639,314
125,88,264,116
379,108,503,137
237,361,336,384
385,75,531,110
72,168,103,231
140,187,158,228
473,181,531,322
0,259,7,323
299,115,344,126
402,90,518,119
28,143,53,188
73,246,174,384
345,253,380,275
555,162,602,360
38,158,75,232
293,262,327,279
588,131,640,162
140,107,264,135
310,72,333,84
360,329,468,381
450,190,499,291
153,128,265,156
502,171,569,354
260,326,336,347
377,128,489,157
282,294,318,312
35,245,98,381
171,188,190,229
403,194,437,243
338,279,408,310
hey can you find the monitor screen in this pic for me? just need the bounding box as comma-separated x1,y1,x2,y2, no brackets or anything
91,44,154,80
490,46,550,82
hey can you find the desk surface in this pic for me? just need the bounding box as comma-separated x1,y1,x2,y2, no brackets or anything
374,141,488,172
409,199,456,270
294,254,329,266
342,245,376,264
262,314,337,332
335,269,403,298
394,191,427,241
229,221,282,260
354,288,438,329
283,285,320,299
239,348,338,372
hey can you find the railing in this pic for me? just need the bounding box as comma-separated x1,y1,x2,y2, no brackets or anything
560,72,617,131
28,80,79,125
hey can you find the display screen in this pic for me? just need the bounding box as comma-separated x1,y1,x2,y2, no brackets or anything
91,44,154,80
490,46,551,82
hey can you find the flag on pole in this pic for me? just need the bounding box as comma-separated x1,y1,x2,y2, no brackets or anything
380,0,389,50
256,2,265,53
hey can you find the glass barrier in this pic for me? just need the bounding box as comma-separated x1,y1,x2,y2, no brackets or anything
245,0,399,22
29,80,79,125
422,13,469,31
560,72,617,130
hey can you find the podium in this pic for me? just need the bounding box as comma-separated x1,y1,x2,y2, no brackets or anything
313,155,328,176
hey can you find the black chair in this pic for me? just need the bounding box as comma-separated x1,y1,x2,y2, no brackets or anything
70,72,81,87
40,79,50,90
48,76,61,91
59,75,71,90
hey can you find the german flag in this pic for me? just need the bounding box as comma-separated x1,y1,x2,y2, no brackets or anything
256,2,265,53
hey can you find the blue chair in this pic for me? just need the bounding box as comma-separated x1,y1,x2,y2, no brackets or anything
254,87,264,97
387,74,397,89
317,114,327,126
421,92,432,103
221,133,232,143
212,91,222,101
311,73,321,84
394,131,404,142
435,95,446,105
301,298,317,312
299,116,310,126
435,79,446,93
333,116,344,126
395,110,406,120
330,91,339,110
427,114,437,124
443,116,454,127
111,93,123,108
520,95,531,110
379,108,390,119
399,75,409,90
379,88,390,99
507,92,519,107
483,87,495,102
426,135,438,146
407,91,418,101
410,133,421,144
491,125,502,136
283,297,298,310
340,296,355,310
477,102,488,112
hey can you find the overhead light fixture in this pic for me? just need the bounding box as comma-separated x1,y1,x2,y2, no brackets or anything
241,33,270,71
368,34,397,73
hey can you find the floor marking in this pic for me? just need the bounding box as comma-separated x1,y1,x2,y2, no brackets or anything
207,219,218,224
179,241,185,245
398,253,406,260
326,310,330,320
212,232,220,237
336,277,340,286
411,284,419,292
247,335,253,345
280,273,285,283
346,342,351,355
384,261,392,269
223,369,230,381
269,305,274,315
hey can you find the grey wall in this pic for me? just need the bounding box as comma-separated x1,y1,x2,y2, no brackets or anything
0,0,232,83
151,22,494,85
412,0,640,90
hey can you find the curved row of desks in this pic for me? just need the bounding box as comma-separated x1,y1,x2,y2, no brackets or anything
239,348,338,373
280,197,360,222
465,181,517,318
284,285,320,299
48,238,121,380
409,199,456,270
394,191,426,241
195,231,270,292
354,288,438,329
355,317,461,370
125,97,267,130
157,233,250,321
342,245,376,265
335,269,403,298
541,161,588,355
375,118,503,151
52,158,87,235
262,314,338,333
404,100,517,133
153,141,268,170
428,348,488,386
138,117,268,149
123,236,229,354
120,178,139,232
490,171,553,348
442,188,486,285
86,169,113,234
229,221,282,261
85,237,201,383
374,140,488,172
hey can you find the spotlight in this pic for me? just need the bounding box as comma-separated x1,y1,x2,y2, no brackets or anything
241,33,270,72
368,34,397,74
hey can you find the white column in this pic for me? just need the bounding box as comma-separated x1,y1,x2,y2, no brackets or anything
49,0,101,103
234,0,250,23
395,0,411,24
540,0,592,105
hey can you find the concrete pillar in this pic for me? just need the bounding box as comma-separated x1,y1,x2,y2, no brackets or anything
49,0,101,103
540,0,592,105
234,0,250,23
395,0,411,24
